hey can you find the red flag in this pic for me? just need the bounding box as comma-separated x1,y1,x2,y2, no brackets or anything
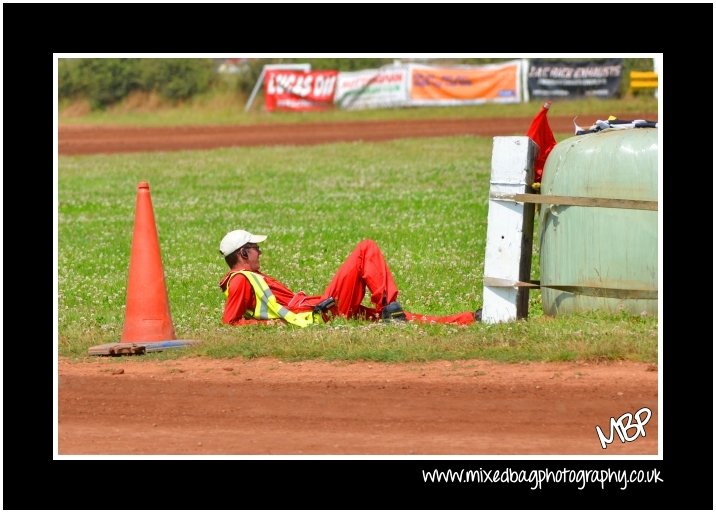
526,101,557,184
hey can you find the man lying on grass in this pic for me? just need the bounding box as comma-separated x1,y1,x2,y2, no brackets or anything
218,229,481,327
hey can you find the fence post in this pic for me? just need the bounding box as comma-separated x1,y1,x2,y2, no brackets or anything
482,137,537,323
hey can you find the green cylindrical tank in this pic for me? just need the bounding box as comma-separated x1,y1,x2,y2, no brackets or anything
538,128,658,316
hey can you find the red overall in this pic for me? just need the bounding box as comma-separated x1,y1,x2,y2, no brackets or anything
219,240,475,325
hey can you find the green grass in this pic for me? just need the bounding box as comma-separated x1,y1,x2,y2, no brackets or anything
59,92,658,126
195,312,656,363
58,130,658,363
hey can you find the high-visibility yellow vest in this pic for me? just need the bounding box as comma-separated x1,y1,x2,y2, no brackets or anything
225,270,317,327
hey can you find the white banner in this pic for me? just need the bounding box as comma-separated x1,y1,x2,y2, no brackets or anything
334,67,408,110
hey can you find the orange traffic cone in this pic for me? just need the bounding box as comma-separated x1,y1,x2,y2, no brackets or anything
120,181,177,343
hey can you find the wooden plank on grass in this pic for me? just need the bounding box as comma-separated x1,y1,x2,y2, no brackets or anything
87,343,146,356
87,340,197,356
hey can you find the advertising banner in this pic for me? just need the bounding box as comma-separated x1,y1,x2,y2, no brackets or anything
264,70,338,111
334,67,408,110
527,59,623,99
409,61,522,105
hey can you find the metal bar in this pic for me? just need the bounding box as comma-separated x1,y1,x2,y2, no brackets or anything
490,193,658,211
631,80,659,89
244,67,266,112
545,285,657,300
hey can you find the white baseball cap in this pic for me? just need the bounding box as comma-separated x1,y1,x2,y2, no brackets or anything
219,229,267,257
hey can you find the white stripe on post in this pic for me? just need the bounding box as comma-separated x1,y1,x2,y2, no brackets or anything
482,137,537,323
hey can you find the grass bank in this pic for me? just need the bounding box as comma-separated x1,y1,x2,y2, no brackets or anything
58,92,658,127
58,134,657,363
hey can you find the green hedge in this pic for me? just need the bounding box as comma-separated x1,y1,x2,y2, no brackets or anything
58,58,215,109
137,59,215,102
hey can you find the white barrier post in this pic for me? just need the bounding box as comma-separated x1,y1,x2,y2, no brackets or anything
482,137,537,323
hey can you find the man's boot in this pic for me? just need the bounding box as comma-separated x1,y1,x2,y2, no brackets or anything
381,301,407,322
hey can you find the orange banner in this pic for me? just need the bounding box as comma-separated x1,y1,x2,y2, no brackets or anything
410,62,521,103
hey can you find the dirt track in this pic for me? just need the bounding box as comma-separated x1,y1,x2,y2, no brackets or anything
58,113,657,155
58,357,658,455
57,115,659,456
